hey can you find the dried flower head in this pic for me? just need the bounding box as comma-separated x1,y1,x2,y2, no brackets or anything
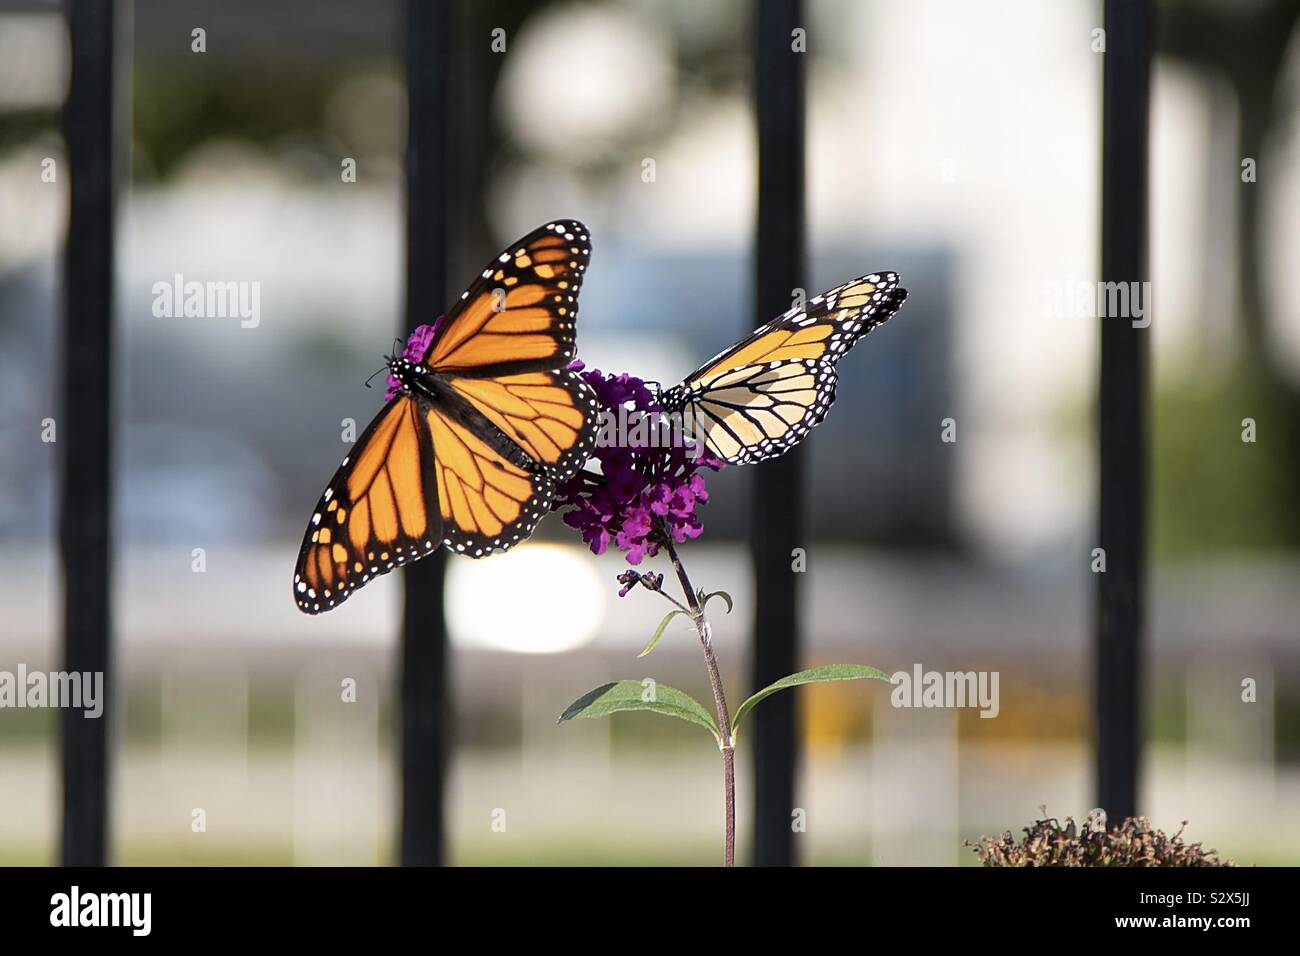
553,363,723,564
967,814,1235,867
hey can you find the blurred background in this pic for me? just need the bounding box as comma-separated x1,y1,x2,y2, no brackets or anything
2,0,1298,865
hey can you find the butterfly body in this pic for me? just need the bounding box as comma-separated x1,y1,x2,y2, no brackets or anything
663,272,909,465
294,220,598,614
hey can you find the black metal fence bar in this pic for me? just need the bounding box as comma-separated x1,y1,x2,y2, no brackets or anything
400,0,451,867
1096,0,1151,825
59,0,118,867
751,0,805,867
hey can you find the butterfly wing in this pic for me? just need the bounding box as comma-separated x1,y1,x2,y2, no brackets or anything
443,366,597,484
293,395,440,614
430,367,598,556
421,219,591,375
294,221,599,611
418,221,599,555
664,272,908,465
293,371,598,611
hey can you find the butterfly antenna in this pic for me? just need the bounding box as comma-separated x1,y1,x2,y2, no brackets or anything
363,365,389,389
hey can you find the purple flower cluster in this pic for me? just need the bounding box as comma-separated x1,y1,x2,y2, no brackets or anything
385,316,444,400
555,363,723,565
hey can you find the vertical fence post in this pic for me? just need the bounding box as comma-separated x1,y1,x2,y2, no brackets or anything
751,0,805,867
60,0,120,868
1096,0,1151,825
401,0,451,867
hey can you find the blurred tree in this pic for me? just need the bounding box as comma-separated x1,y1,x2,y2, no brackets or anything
1153,0,1300,557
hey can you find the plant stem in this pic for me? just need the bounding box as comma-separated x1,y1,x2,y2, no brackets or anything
664,536,735,867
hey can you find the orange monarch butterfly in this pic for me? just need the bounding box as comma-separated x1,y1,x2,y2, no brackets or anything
662,272,909,464
293,220,599,614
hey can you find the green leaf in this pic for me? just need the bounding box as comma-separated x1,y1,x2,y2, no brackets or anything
558,680,719,740
638,610,689,658
732,664,892,734
700,589,733,615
